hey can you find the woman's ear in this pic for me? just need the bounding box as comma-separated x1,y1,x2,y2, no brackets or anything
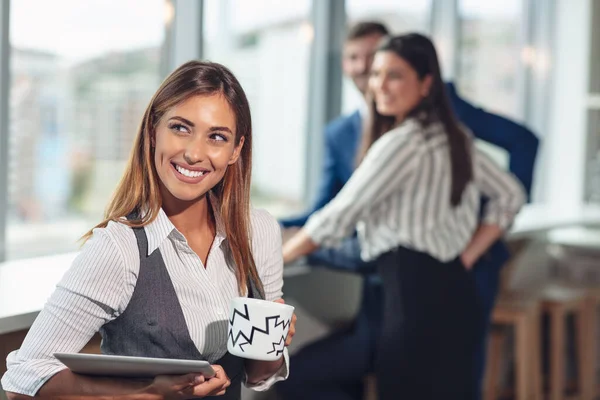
228,136,245,165
421,75,433,98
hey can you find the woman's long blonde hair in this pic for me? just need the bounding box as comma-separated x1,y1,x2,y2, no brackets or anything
83,60,263,297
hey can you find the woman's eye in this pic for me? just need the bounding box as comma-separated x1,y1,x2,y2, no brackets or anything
169,123,190,134
210,133,227,142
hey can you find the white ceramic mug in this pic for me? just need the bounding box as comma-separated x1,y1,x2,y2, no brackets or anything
227,297,295,361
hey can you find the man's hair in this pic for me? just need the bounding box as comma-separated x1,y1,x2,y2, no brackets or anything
346,21,390,41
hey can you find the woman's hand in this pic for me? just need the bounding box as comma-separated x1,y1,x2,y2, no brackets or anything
274,299,296,346
147,365,230,399
460,251,476,271
460,224,505,271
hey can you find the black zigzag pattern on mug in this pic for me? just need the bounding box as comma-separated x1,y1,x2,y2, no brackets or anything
266,335,286,357
228,304,292,352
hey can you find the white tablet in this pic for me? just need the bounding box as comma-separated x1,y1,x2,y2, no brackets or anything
54,353,215,379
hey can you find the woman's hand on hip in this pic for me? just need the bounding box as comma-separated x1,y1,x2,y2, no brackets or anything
460,251,476,271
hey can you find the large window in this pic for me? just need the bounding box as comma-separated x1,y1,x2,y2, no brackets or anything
7,0,165,260
346,0,431,33
343,0,431,113
457,0,523,120
203,0,311,217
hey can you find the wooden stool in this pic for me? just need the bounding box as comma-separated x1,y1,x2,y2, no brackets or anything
539,283,592,400
583,287,600,399
582,288,600,400
484,293,542,400
484,327,508,400
550,283,600,400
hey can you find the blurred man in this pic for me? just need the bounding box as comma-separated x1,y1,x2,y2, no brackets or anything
278,22,539,400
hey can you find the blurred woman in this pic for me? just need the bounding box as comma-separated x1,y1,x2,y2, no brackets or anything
282,34,525,400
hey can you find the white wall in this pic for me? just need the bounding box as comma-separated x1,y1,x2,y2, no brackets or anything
544,0,591,207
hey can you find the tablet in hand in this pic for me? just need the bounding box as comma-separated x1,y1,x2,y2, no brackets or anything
54,353,216,379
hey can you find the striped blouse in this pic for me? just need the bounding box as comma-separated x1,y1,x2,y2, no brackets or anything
305,118,526,262
1,206,288,396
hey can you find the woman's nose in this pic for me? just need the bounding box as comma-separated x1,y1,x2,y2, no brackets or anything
373,75,387,93
183,138,206,165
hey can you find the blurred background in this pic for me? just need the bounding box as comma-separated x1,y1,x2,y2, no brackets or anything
0,0,600,399
0,0,564,259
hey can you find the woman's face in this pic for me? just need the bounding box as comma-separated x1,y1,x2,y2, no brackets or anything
153,93,243,204
369,51,432,121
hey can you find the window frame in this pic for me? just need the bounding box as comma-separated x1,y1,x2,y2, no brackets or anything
0,0,10,262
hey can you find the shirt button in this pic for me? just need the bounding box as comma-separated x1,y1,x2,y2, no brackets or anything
217,309,224,316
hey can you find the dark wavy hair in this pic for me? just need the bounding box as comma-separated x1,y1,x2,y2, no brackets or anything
360,33,473,207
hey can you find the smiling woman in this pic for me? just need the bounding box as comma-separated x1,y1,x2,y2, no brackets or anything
1,61,296,400
85,62,260,297
154,95,243,205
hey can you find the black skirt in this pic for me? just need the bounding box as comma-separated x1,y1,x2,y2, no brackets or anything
375,246,482,400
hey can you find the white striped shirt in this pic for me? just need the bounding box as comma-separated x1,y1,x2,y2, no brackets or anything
305,118,526,262
1,206,288,396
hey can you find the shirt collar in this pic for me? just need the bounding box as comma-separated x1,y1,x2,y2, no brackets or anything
144,191,227,256
389,117,420,134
